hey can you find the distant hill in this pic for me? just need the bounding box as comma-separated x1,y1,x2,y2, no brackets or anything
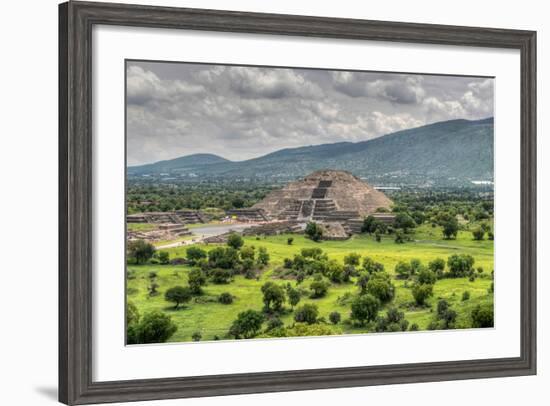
128,118,494,187
127,153,229,175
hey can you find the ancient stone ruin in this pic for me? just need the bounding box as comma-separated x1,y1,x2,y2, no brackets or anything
127,210,205,225
253,170,393,222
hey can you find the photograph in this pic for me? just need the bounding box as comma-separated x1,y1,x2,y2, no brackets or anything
125,60,495,344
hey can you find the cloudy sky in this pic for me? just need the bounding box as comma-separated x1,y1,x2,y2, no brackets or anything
127,61,494,166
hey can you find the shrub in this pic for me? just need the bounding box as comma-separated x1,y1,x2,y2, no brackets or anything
257,247,270,267
394,231,405,244
375,307,409,332
164,286,192,309
287,237,294,245
210,268,233,284
227,233,244,250
442,218,459,240
351,294,380,326
472,227,485,241
395,261,412,279
240,245,255,261
261,282,286,312
191,331,202,342
305,221,323,242
471,303,494,328
229,310,265,339
218,292,234,304
366,272,395,303
488,231,494,240
294,303,319,325
127,239,156,264
428,258,446,277
283,258,293,269
266,317,284,331
329,311,341,325
157,251,170,265
417,268,436,285
363,257,384,274
287,286,301,308
327,260,345,283
447,254,475,277
310,280,329,298
188,268,207,295
208,247,240,269
411,283,433,306
127,311,177,344
126,301,140,325
186,246,207,265
394,213,416,232
410,323,419,331
344,253,361,267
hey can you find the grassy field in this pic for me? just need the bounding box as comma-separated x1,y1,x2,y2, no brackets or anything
127,224,494,343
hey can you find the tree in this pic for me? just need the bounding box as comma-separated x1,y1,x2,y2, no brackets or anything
310,280,329,298
188,268,206,295
261,282,285,312
287,286,301,309
447,254,475,277
186,246,207,265
329,311,341,325
157,251,170,265
229,310,265,339
128,311,177,344
394,231,405,244
164,286,192,309
428,258,446,277
294,303,319,324
327,260,345,283
363,257,384,274
411,283,433,306
227,233,244,250
240,245,255,261
394,213,416,232
366,273,395,303
344,253,361,267
218,292,234,304
395,261,412,279
305,221,323,242
375,307,409,332
210,268,233,284
127,240,156,264
472,227,485,241
471,303,494,328
442,218,459,240
356,272,370,294
287,237,294,245
350,294,380,326
257,247,270,267
208,247,240,269
417,268,437,285
361,215,377,234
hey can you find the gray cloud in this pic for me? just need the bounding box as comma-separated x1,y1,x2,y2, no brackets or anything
126,61,493,165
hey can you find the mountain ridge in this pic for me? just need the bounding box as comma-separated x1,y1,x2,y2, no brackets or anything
128,117,494,186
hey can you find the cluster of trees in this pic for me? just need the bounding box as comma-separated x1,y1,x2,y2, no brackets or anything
126,302,177,344
127,183,272,213
186,233,270,282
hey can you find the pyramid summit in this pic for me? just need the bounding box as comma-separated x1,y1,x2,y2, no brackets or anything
253,169,392,222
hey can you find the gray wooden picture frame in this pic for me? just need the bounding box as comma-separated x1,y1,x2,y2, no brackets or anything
59,1,537,404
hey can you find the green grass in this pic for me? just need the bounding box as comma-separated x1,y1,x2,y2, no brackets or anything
127,224,494,343
127,223,157,232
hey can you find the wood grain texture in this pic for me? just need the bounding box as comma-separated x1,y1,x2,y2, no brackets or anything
58,1,537,404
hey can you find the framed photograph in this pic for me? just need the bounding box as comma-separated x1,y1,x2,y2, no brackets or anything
59,1,536,404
